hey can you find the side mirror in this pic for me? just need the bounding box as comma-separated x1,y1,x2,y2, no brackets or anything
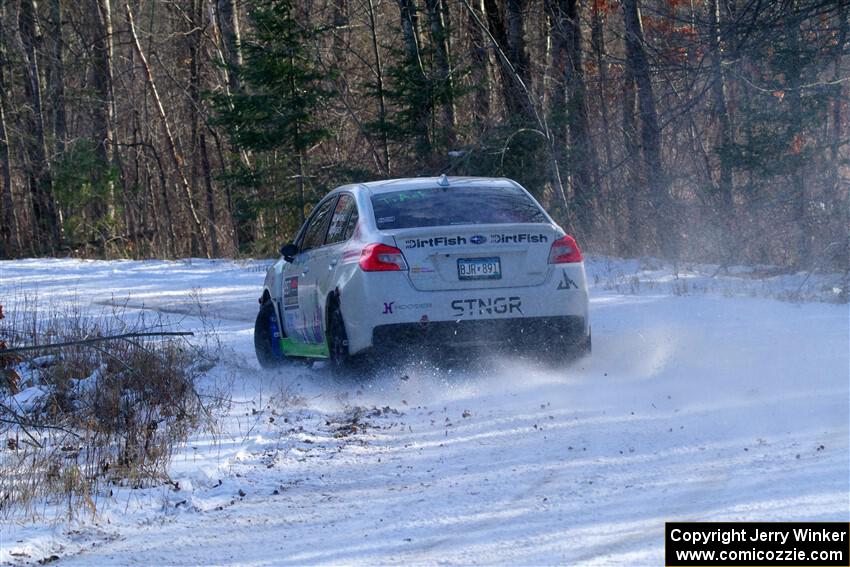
280,242,298,262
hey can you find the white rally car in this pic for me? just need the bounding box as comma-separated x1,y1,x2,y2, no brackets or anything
255,176,590,371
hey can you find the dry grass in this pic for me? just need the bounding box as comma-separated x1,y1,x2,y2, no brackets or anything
0,293,222,521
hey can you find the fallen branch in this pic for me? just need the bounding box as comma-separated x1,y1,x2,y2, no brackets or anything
0,332,194,355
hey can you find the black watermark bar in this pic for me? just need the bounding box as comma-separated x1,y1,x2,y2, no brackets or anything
666,522,850,566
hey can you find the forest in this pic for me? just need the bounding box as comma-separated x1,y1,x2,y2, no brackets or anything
0,0,846,270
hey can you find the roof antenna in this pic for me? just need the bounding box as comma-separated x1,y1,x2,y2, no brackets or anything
437,173,450,187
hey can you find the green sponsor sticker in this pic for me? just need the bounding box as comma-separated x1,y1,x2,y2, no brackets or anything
280,338,329,358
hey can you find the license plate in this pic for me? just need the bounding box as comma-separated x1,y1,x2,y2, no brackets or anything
457,257,501,280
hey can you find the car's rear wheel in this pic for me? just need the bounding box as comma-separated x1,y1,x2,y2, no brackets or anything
327,301,377,376
576,329,592,357
327,302,353,375
541,328,591,367
564,329,592,362
254,300,285,369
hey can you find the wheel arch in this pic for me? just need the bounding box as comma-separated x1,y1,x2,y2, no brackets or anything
325,287,341,333
260,288,287,339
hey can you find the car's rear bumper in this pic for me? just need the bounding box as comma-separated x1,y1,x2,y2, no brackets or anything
370,315,588,354
339,263,590,355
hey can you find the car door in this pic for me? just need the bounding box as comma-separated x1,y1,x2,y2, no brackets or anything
280,196,337,349
317,192,358,301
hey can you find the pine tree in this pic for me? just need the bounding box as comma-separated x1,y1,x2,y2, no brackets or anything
213,0,333,251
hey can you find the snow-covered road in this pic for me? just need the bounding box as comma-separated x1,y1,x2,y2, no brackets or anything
1,258,847,565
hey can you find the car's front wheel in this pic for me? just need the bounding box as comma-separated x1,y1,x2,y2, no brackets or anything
254,300,285,369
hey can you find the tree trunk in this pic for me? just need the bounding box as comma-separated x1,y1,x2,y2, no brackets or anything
557,0,600,239
707,0,737,259
16,0,60,253
396,0,432,158
486,0,535,124
331,0,348,68
425,0,456,147
622,0,674,257
91,0,119,229
128,107,148,256
47,0,66,156
190,0,218,256
216,0,243,95
210,0,253,251
590,0,614,202
709,0,733,216
106,0,130,248
622,64,642,254
830,2,847,273
546,0,567,158
483,0,529,122
467,0,492,128
149,143,177,257
200,133,219,256
590,0,612,161
126,2,209,257
783,3,809,266
296,152,305,226
831,3,847,169
0,79,15,258
0,4,20,257
505,0,530,86
366,0,391,175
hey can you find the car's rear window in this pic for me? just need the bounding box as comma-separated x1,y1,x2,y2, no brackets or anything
370,186,547,230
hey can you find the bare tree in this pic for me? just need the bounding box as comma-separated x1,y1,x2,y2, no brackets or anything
484,0,535,123
0,3,20,256
189,0,219,256
396,0,433,157
425,0,456,146
0,0,841,274
16,0,60,253
708,0,733,218
548,0,600,239
216,0,244,95
126,1,209,257
467,0,492,128
90,0,118,227
366,0,391,174
622,0,675,257
47,0,66,156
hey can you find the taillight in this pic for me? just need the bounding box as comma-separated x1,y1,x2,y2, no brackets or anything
359,243,408,271
548,235,583,263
